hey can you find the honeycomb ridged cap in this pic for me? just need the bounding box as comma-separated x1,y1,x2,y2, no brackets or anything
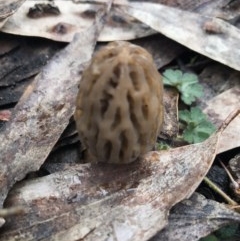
74,41,164,164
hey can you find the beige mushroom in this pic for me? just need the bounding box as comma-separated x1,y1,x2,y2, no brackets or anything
74,41,163,164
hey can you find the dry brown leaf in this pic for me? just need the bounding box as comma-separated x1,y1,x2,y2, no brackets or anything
203,87,240,153
197,65,240,153
151,192,240,241
0,40,63,88
0,39,64,108
217,114,240,154
203,88,240,128
0,0,25,28
0,1,112,208
198,64,240,107
1,0,155,42
160,87,179,139
75,0,240,20
1,125,225,240
132,35,184,69
120,2,240,71
204,86,240,127
191,0,240,21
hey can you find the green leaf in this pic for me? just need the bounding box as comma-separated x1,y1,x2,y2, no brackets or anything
178,109,192,123
163,69,203,105
163,69,183,86
155,142,170,150
179,107,216,143
181,83,203,105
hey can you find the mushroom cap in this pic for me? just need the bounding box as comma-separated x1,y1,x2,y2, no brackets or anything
74,41,164,164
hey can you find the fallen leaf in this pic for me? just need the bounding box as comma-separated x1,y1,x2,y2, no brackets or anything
0,38,64,108
0,40,63,88
203,88,240,153
188,0,240,21
198,64,240,107
132,34,184,69
0,0,25,28
151,192,240,241
160,87,179,139
1,0,155,42
120,2,240,71
0,1,112,208
1,123,226,240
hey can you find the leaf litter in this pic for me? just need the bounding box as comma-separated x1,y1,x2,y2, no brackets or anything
0,0,239,240
1,0,155,42
151,193,240,241
0,0,25,28
203,88,240,154
0,0,113,209
0,111,238,240
120,2,240,71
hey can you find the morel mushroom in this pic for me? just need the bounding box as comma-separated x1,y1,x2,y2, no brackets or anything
74,41,163,164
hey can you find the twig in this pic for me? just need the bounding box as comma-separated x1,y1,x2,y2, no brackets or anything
203,176,238,206
0,206,25,218
220,160,239,190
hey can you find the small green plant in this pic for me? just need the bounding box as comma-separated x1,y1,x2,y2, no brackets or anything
155,142,170,151
179,107,216,143
163,69,203,105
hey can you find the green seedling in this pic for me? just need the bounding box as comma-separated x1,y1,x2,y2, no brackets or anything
179,107,216,143
155,142,170,151
163,69,203,105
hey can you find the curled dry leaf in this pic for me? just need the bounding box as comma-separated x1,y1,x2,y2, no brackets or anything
1,120,233,240
120,2,240,71
0,1,113,208
152,192,240,241
1,0,155,42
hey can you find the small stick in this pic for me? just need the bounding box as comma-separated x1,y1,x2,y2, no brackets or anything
203,176,238,206
217,109,240,133
220,160,239,190
0,206,25,218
